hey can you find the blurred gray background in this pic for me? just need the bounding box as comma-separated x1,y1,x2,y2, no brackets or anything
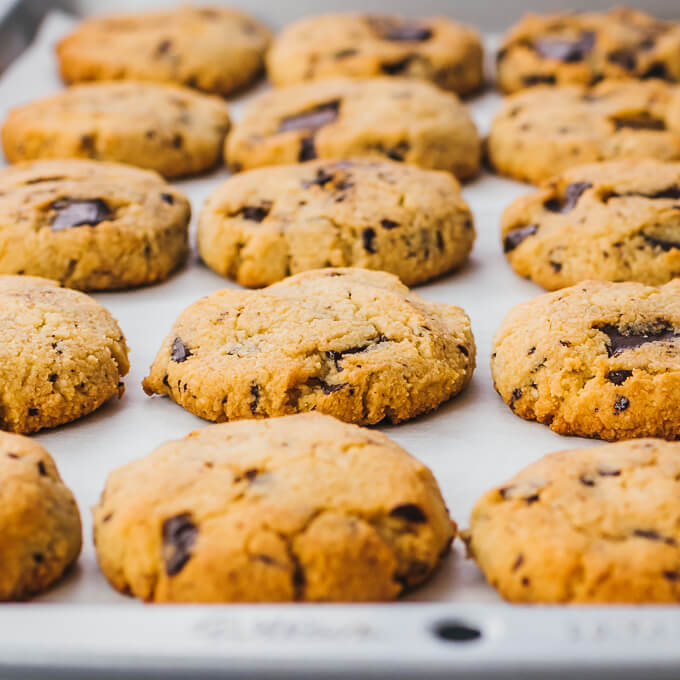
6,0,680,31
1,0,679,74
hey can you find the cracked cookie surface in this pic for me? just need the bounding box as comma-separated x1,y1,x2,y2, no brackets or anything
1,82,231,179
0,160,190,290
502,160,680,289
198,159,475,287
497,7,680,94
491,279,680,441
143,268,475,425
466,438,680,603
57,6,271,96
224,77,480,180
487,79,680,184
93,413,454,602
0,432,82,600
0,275,129,433
267,13,483,96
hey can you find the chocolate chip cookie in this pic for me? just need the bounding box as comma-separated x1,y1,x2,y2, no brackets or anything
143,268,475,425
224,77,480,180
0,432,82,600
93,413,454,602
502,160,680,289
0,275,129,433
198,159,475,287
267,13,483,96
491,279,680,441
487,79,680,184
466,438,680,603
1,82,231,178
0,160,190,290
497,7,680,94
57,6,271,96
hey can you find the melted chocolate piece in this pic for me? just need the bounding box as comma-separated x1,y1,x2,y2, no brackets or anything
614,395,630,412
171,337,192,363
369,17,432,42
305,377,346,394
326,337,388,371
155,39,172,56
250,384,260,414
607,48,637,70
50,198,112,231
595,323,679,357
381,56,415,75
544,182,592,213
642,62,670,80
381,219,399,230
303,168,335,188
641,232,680,251
279,100,340,133
604,185,680,203
503,224,538,252
362,227,377,253
385,141,410,162
25,175,66,185
320,381,345,394
534,31,595,62
633,529,676,545
162,514,197,576
160,193,175,205
389,504,427,523
647,186,680,200
238,203,272,222
299,137,317,161
611,114,666,131
509,388,523,410
522,74,556,86
606,370,633,385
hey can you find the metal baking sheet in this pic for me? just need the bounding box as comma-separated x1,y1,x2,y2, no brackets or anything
0,10,678,680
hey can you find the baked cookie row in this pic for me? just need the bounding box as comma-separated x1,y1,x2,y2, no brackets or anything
1,77,481,180
0,157,475,291
8,264,675,446
8,418,679,605
2,153,678,293
0,270,475,434
52,6,680,97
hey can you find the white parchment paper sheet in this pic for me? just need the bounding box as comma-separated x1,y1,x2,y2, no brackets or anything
0,11,601,606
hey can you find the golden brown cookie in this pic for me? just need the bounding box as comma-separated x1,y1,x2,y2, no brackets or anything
267,13,483,96
1,82,231,179
491,279,680,441
57,6,271,96
143,268,475,425
225,77,480,179
501,159,680,289
466,438,680,603
497,7,680,94
0,432,81,600
197,158,475,287
93,413,454,602
0,275,129,433
487,79,680,184
0,160,190,290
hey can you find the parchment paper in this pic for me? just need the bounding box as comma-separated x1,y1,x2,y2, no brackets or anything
0,12,601,606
